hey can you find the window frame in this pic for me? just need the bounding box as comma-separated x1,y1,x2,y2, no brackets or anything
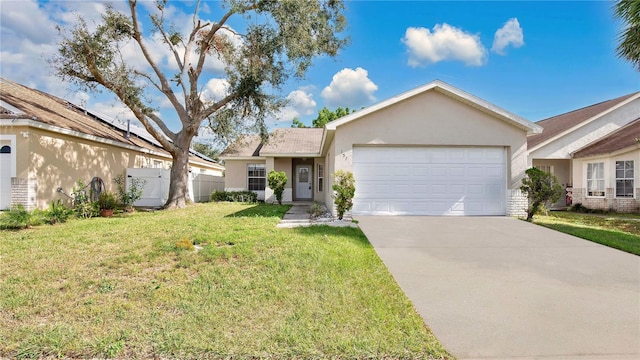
586,162,605,197
317,164,324,192
615,160,634,198
247,163,266,191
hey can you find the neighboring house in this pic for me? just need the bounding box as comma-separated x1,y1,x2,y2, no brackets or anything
222,80,542,216
527,92,640,210
0,78,224,210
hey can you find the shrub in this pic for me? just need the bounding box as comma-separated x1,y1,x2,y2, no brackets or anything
0,205,43,230
211,191,258,203
98,191,118,210
520,167,563,221
72,179,98,219
267,170,288,205
332,170,355,220
113,173,147,209
307,201,326,219
45,199,73,225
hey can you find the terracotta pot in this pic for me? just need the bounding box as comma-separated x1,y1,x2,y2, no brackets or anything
100,209,114,217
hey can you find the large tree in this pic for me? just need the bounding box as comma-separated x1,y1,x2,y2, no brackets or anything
53,0,347,209
614,0,640,70
290,106,353,128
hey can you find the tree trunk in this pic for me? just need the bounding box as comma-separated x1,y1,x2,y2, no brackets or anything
163,136,192,210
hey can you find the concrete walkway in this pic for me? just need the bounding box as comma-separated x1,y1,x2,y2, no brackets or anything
357,216,640,360
276,204,357,228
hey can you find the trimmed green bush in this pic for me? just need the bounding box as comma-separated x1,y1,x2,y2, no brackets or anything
520,167,563,221
211,191,258,203
332,170,355,220
267,170,288,205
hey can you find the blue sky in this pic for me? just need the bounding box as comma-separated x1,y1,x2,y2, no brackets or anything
1,0,638,135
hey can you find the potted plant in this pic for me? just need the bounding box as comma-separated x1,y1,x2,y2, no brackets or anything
98,191,117,217
113,174,146,212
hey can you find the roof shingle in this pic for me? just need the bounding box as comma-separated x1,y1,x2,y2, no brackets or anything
221,128,324,158
572,118,640,158
527,92,639,149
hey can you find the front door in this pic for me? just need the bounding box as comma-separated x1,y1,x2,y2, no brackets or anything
296,165,312,199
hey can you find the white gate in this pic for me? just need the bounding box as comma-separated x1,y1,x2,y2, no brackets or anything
126,168,224,207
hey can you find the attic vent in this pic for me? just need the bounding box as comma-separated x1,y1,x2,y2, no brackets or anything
0,100,24,115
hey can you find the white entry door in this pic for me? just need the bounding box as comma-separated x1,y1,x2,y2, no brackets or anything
0,145,12,210
296,165,312,199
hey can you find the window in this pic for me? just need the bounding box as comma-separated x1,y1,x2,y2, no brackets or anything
247,164,266,191
587,162,605,197
317,164,324,192
0,145,10,154
616,160,634,198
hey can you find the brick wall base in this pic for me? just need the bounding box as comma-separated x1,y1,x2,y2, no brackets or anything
572,187,640,213
507,189,528,218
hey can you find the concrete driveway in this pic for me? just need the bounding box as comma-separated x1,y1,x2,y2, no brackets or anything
356,216,640,360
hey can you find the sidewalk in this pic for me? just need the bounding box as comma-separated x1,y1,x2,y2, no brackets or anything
276,204,358,228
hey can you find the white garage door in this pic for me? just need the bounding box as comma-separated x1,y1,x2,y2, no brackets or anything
352,147,506,216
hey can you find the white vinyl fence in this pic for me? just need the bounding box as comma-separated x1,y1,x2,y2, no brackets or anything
125,168,224,207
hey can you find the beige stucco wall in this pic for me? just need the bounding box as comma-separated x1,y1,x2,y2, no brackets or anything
1,124,222,209
532,159,572,186
332,90,529,190
224,159,265,190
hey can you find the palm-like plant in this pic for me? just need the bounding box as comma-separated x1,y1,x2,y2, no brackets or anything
614,0,640,71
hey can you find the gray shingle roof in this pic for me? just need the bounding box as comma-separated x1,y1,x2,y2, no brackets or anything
573,118,640,158
221,128,323,157
528,92,639,149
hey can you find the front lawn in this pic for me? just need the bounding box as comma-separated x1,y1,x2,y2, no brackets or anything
0,203,449,359
533,211,640,255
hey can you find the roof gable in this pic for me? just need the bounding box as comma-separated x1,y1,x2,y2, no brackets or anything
527,92,640,150
325,80,541,134
0,78,220,167
572,118,640,158
220,128,324,158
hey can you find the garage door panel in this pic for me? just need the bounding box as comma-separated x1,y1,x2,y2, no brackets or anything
353,147,506,216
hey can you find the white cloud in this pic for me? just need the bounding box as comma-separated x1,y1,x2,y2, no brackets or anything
402,24,487,67
0,0,56,45
277,89,317,122
321,67,378,108
203,78,230,102
492,18,524,55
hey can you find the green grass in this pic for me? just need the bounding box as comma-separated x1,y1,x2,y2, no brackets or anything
0,203,450,359
533,211,640,256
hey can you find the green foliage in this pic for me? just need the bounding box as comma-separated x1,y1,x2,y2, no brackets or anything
0,205,43,230
45,200,73,225
191,142,220,161
97,192,117,210
291,117,307,128
267,170,288,205
332,170,355,220
312,107,354,128
520,167,563,221
614,0,640,71
113,174,147,208
211,191,258,203
72,179,98,219
52,1,348,208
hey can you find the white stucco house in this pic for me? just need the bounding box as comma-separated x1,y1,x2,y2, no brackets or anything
222,80,543,217
528,91,640,211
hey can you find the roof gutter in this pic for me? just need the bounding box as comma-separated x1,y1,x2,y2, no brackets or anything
1,118,222,170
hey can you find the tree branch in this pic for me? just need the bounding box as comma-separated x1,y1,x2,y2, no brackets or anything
128,0,188,124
